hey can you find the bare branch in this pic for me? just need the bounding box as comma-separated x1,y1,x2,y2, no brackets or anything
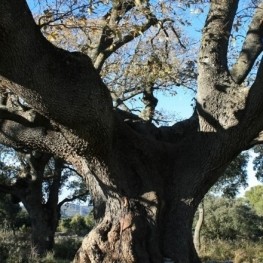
38,4,89,28
170,24,186,50
63,166,83,180
58,191,89,209
111,91,132,112
231,3,263,84
93,2,159,70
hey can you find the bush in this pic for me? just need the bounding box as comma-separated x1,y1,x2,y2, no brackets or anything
69,215,87,235
57,218,71,233
58,213,94,236
199,196,263,241
0,229,32,263
54,237,82,260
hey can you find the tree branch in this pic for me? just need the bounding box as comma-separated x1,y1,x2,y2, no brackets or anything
0,107,39,128
46,158,64,208
250,131,263,146
58,191,89,209
38,4,89,29
139,84,158,123
0,119,80,165
242,56,263,125
0,0,113,157
91,1,135,70
199,0,239,74
93,1,158,71
63,165,83,178
111,91,132,112
231,3,263,84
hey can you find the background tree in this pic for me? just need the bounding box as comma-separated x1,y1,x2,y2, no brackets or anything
253,145,263,182
211,152,249,198
1,1,263,262
0,145,89,255
194,151,249,254
245,185,263,216
200,195,263,241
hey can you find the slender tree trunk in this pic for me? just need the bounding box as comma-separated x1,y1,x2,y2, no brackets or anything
194,201,204,255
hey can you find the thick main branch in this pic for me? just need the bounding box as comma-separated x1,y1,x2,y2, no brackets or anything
199,0,239,76
0,0,113,157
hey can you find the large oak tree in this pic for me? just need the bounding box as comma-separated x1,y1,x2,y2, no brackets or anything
1,0,263,262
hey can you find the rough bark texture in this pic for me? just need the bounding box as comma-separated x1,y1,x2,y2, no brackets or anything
1,0,263,262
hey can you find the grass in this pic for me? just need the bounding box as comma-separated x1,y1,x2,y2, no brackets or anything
1,229,263,262
0,229,81,263
200,239,263,263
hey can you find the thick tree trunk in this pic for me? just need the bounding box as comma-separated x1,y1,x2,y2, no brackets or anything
29,207,59,255
162,201,200,263
20,195,60,255
74,195,162,263
73,187,202,263
72,130,227,263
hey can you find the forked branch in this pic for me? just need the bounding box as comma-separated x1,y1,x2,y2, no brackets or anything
94,0,159,70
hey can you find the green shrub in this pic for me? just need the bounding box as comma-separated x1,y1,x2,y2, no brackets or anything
58,213,94,236
57,218,71,233
0,229,32,263
199,196,263,241
84,213,95,230
69,215,87,235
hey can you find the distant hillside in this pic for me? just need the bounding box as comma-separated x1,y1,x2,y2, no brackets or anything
61,203,92,217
